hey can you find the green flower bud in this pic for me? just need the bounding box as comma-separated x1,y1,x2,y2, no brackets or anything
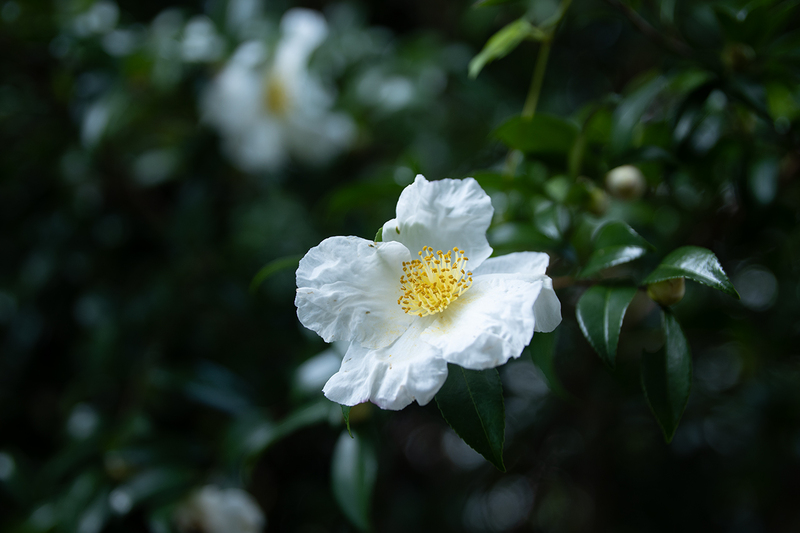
647,277,685,307
605,165,646,200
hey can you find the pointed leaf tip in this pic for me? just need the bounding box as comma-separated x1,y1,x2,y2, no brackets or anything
643,246,739,299
641,311,692,442
576,285,638,367
436,365,505,471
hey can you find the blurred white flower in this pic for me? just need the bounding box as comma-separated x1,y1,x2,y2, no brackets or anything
175,486,265,533
182,16,225,63
295,175,562,410
203,8,356,173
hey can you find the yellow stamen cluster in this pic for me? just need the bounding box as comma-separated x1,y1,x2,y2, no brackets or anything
264,77,291,116
398,246,473,317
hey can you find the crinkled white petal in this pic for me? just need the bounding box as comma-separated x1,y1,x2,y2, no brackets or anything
421,276,543,370
322,318,448,410
472,251,562,332
296,236,414,349
382,175,494,267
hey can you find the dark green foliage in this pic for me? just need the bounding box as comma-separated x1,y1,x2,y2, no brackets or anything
436,365,506,471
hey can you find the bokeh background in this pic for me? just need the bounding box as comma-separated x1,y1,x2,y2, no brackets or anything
2,0,800,531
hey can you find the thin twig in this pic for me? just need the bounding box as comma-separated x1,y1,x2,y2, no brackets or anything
602,0,693,58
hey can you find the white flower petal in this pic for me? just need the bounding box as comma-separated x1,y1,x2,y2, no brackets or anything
533,276,561,332
296,236,414,349
472,251,550,278
421,276,543,369
382,175,494,267
322,318,447,410
472,251,562,332
274,9,328,81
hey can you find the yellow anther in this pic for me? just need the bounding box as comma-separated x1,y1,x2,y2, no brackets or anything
398,246,472,317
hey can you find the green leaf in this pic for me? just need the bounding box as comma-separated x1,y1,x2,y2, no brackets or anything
342,405,352,438
610,75,668,154
641,311,692,442
469,19,546,78
331,431,377,532
436,365,505,471
374,227,383,242
580,247,647,278
495,114,580,156
578,221,653,278
528,331,569,398
593,221,654,250
250,254,303,293
643,246,739,298
575,285,638,368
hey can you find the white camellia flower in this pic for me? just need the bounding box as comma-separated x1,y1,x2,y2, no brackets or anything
295,175,562,410
202,8,356,173
175,485,265,533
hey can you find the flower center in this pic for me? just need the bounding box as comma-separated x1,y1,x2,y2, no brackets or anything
263,76,291,116
398,246,473,317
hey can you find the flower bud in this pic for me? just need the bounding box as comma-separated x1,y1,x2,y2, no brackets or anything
605,165,646,200
647,277,685,307
587,187,610,215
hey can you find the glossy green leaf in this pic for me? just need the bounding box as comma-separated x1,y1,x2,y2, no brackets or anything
643,246,739,298
250,254,302,293
331,431,377,532
579,221,653,278
469,19,546,78
579,246,647,278
342,405,353,438
436,365,505,471
641,311,692,442
528,331,569,398
576,285,638,367
495,114,580,155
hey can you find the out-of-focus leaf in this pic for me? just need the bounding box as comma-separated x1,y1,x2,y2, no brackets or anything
488,222,557,252
474,0,521,7
593,221,654,250
579,221,652,278
610,76,668,154
77,489,110,533
643,246,739,298
342,405,352,438
109,468,193,515
576,285,638,367
436,364,505,471
184,361,255,415
528,331,569,398
495,114,580,156
374,227,383,242
641,311,692,442
469,19,546,78
533,201,570,241
331,431,377,532
250,255,303,293
748,157,779,205
225,402,334,465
